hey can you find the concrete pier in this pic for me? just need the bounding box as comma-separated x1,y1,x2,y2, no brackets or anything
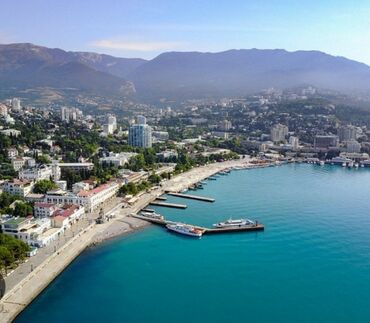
149,201,187,209
166,192,215,202
130,214,264,234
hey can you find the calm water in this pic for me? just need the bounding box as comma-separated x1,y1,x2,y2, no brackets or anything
16,164,370,323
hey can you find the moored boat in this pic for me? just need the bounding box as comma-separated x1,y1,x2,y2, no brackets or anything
213,218,256,228
140,211,164,220
166,223,204,237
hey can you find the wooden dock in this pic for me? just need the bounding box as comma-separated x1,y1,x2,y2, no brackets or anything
166,192,215,202
130,214,264,234
149,201,187,209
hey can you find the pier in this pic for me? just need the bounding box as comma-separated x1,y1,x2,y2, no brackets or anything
166,192,215,202
130,214,264,234
155,196,167,201
149,201,187,209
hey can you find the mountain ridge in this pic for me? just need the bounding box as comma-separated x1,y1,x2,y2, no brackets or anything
1,43,370,102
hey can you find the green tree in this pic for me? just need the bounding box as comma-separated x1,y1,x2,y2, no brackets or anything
33,179,58,194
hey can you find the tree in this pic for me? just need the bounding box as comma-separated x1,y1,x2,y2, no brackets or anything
36,155,51,164
13,202,33,217
148,173,161,184
33,179,58,194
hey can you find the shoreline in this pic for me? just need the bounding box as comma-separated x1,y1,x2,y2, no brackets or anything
0,158,263,322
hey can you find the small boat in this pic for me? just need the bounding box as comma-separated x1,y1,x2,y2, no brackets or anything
200,181,207,185
342,162,346,167
140,212,164,220
166,223,204,237
355,163,359,168
213,218,256,228
208,177,217,180
319,161,325,166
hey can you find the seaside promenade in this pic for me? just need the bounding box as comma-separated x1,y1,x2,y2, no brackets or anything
0,158,252,322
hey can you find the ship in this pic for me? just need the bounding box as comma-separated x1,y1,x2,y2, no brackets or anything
213,218,256,228
140,211,164,220
166,223,204,237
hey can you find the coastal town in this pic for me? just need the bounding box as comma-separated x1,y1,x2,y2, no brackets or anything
1,88,370,321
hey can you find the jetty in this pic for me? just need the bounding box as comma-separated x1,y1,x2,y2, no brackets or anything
130,214,264,234
149,201,187,209
166,192,215,203
155,196,167,201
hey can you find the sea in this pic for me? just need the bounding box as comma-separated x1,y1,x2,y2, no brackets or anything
15,164,370,323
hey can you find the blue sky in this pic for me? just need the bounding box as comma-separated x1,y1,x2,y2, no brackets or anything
1,0,369,64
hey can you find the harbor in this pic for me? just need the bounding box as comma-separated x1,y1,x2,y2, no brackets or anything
1,158,269,323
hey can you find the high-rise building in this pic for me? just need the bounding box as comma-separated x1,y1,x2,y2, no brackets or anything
107,114,117,131
345,140,361,153
289,136,299,150
0,104,8,117
220,120,232,131
338,125,358,142
12,98,21,111
128,116,152,148
270,124,289,143
61,107,82,123
136,115,147,125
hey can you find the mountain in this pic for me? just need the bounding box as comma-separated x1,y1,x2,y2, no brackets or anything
0,43,143,97
128,49,370,100
1,43,370,103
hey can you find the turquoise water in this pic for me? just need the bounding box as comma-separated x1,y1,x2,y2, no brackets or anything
16,164,370,323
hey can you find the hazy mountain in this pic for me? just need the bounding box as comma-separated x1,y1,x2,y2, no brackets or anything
0,43,141,97
128,49,370,100
1,43,370,103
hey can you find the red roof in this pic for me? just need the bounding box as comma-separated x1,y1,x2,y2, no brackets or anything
77,183,110,197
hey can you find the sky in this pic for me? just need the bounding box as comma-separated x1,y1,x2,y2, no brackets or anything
1,0,370,64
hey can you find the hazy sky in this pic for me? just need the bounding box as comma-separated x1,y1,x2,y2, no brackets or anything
1,0,369,64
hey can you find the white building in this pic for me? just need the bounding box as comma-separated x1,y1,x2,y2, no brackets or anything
0,129,21,137
152,131,169,142
345,140,361,153
128,116,152,148
61,107,83,123
7,147,18,158
0,104,8,117
45,181,120,212
270,124,289,143
2,179,34,197
289,136,299,150
11,157,25,171
0,217,54,247
12,98,21,111
19,165,54,181
219,120,232,131
338,125,358,142
99,152,137,167
34,202,59,218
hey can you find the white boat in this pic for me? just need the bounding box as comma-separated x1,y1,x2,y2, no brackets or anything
319,160,325,166
141,212,164,220
166,223,204,237
213,218,255,228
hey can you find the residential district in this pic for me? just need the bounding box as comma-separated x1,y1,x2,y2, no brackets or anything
1,87,370,278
